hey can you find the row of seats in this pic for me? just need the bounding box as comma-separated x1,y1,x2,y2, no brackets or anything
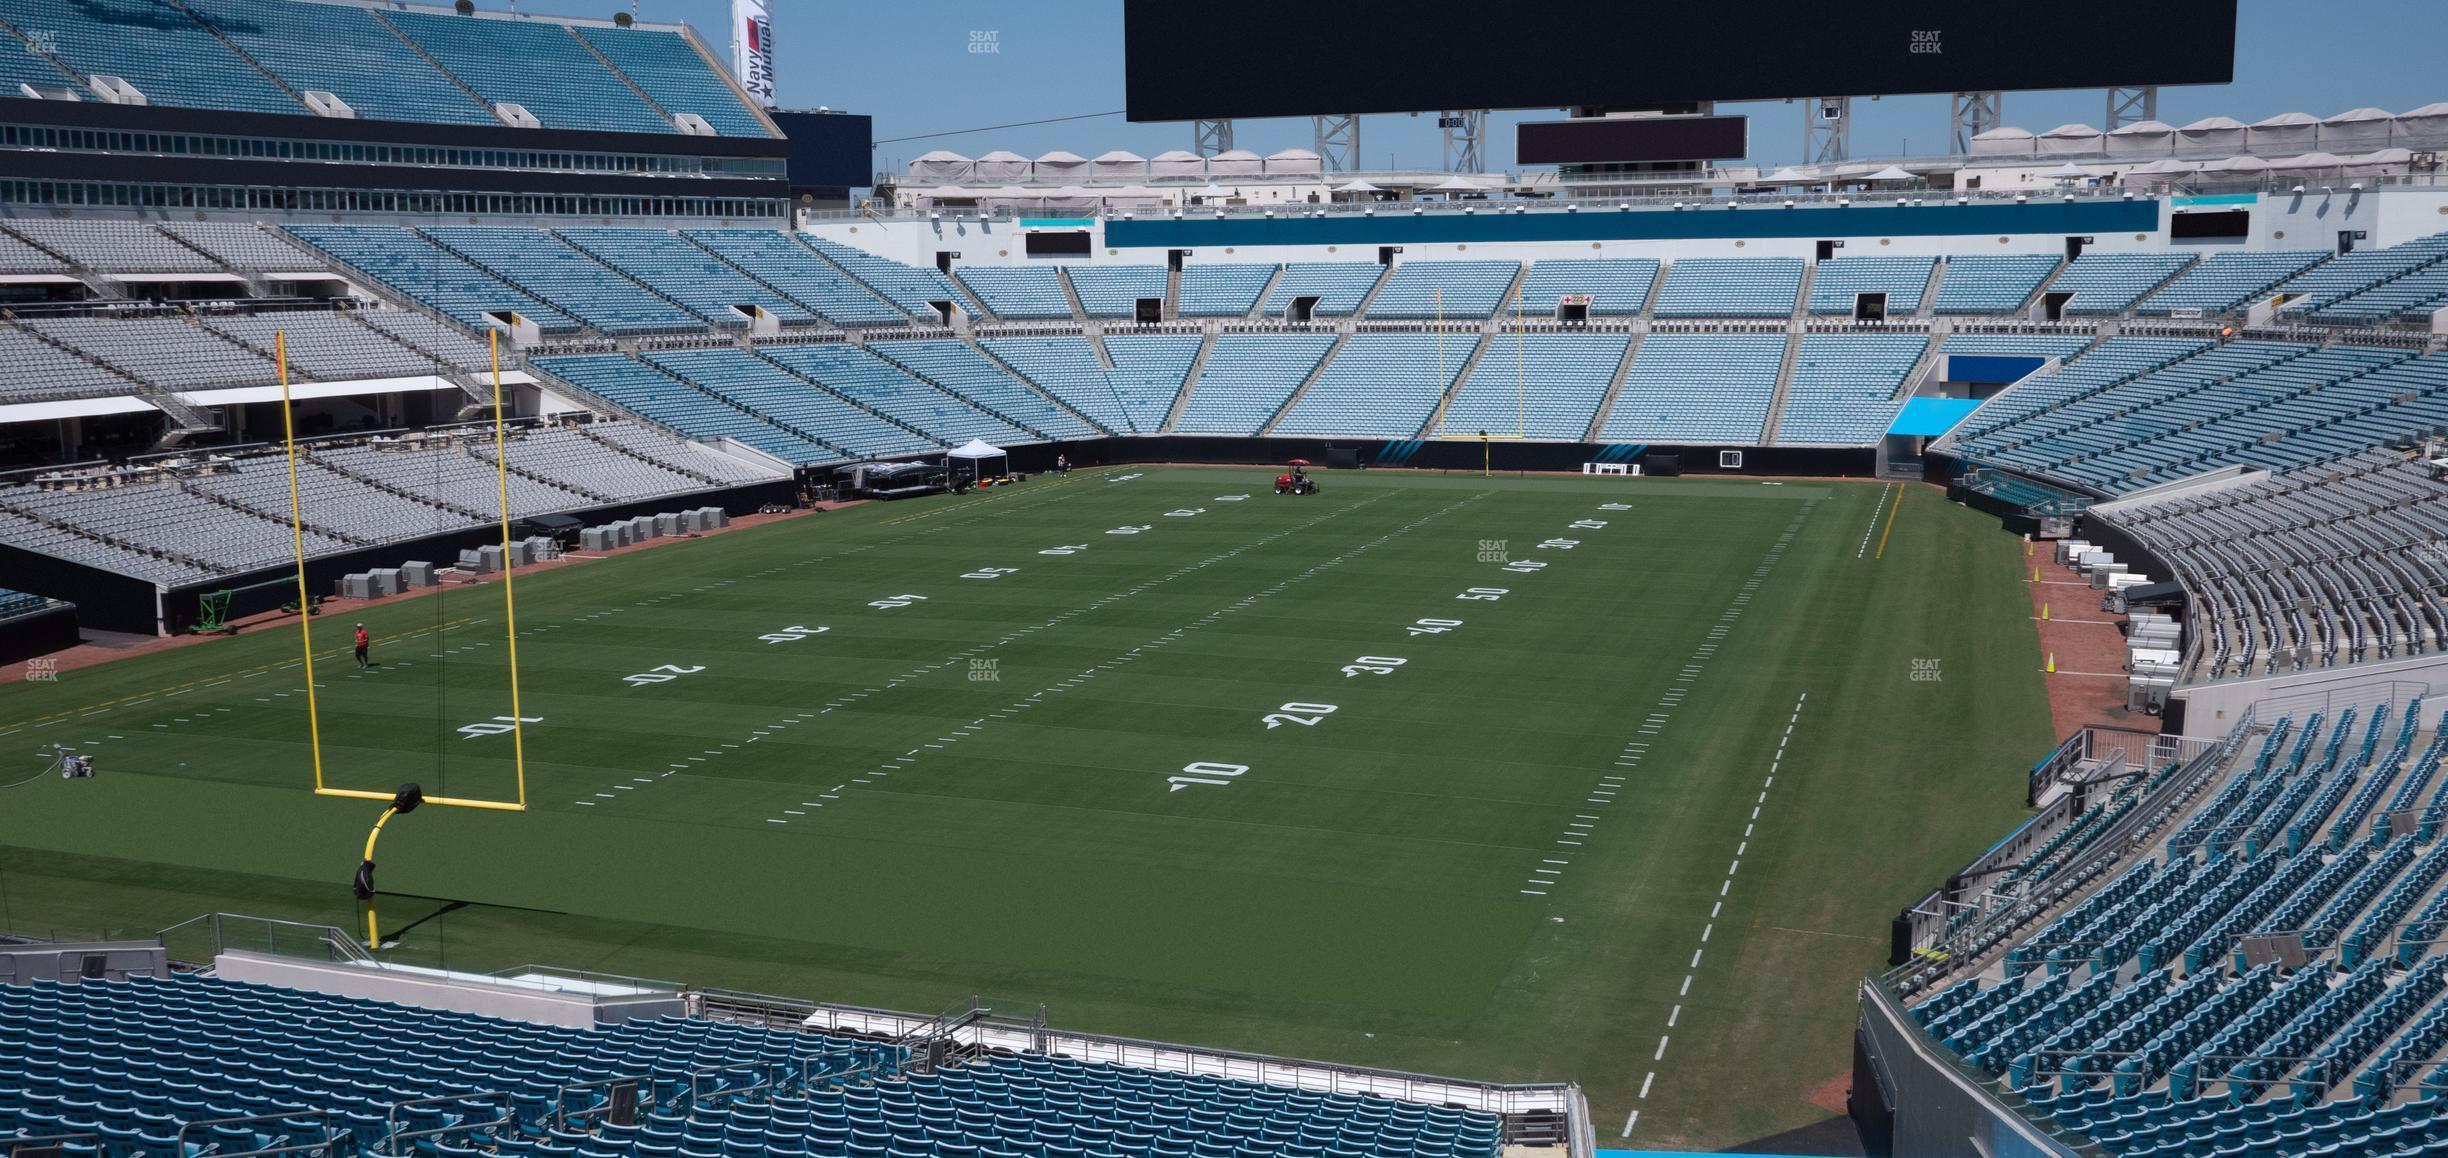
0,974,1501,1158
0,420,783,578
0,0,763,135
1905,692,2448,1157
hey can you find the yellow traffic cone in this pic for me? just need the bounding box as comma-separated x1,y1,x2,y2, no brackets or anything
2032,566,2041,582
2047,653,2057,674
2025,540,2034,557
2042,602,2051,621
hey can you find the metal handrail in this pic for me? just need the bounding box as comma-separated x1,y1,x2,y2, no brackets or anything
379,1090,512,1155
174,1109,345,1158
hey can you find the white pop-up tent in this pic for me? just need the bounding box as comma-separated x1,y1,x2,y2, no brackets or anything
946,438,1008,486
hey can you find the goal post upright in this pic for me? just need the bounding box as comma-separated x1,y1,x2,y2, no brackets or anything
488,328,530,810
277,331,328,793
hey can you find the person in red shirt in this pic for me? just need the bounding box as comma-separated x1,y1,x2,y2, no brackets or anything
354,624,370,670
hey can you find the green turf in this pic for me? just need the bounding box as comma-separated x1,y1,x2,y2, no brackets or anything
0,467,2049,1149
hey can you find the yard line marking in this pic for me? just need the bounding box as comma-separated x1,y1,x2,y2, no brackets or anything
1667,1005,1681,1027
1620,1111,1639,1138
1654,1036,1669,1061
1639,1073,1654,1099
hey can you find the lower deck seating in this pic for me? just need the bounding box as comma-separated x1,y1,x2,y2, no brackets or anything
0,975,1501,1158
1597,333,1785,444
1435,333,1630,440
1173,334,1336,435
1774,333,1928,445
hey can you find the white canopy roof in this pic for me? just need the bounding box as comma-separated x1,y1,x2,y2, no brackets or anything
1764,167,1813,182
2040,123,2103,138
2180,116,2248,130
2044,161,2091,177
2272,152,2348,169
1092,149,1145,162
2253,112,2318,127
1431,176,1487,191
2350,147,2415,164
1865,165,1917,181
913,149,970,161
1972,127,2035,140
2126,158,2200,174
2324,107,2394,125
2108,120,2176,136
1150,149,1201,161
948,439,1005,459
1033,150,1086,163
2200,155,2271,172
1334,179,1382,192
974,150,1029,162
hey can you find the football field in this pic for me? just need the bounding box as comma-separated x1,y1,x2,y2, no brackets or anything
0,466,2048,1149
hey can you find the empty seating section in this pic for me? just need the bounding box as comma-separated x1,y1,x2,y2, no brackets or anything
1175,264,1278,317
1437,333,1630,440
1513,259,1659,316
801,237,969,317
0,231,66,274
1101,334,1203,432
0,974,1499,1158
2106,452,2448,680
1947,338,2212,449
382,8,672,134
1,221,218,273
2313,262,2448,324
0,508,216,587
1651,258,1803,318
2275,234,2448,315
185,454,467,545
984,336,1187,435
1365,261,1522,319
0,327,147,402
313,442,592,520
580,420,779,486
1775,334,1929,445
0,587,49,619
650,348,939,460
756,344,1030,447
354,311,495,374
866,340,1101,439
1808,256,1936,315
1599,334,1785,444
573,25,768,137
0,18,72,92
467,426,708,503
1274,334,1478,437
0,975,910,1158
979,337,1140,438
1961,342,2448,494
2,479,352,573
422,228,702,335
2050,252,2197,315
1933,254,2060,314
534,354,844,465
22,317,273,389
0,0,299,114
1901,690,2448,1158
285,226,579,334
157,223,325,273
1939,334,2094,362
956,266,1076,320
1174,334,1337,435
177,0,490,126
200,313,442,380
2137,251,2328,315
555,228,817,328
682,231,904,327
1261,263,1385,317
1063,265,1167,318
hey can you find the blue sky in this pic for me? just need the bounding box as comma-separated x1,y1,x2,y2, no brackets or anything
514,0,2447,179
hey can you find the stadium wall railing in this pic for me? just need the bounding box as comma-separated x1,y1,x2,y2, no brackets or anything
1853,976,2097,1158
